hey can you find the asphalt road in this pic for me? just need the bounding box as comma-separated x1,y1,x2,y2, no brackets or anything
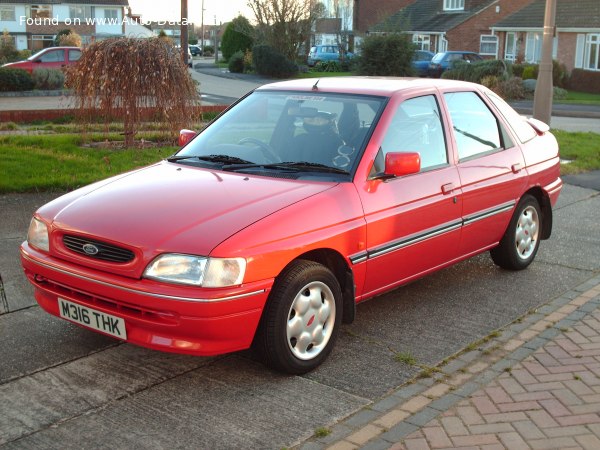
1,180,599,448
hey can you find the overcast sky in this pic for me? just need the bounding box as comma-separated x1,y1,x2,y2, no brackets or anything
127,0,254,24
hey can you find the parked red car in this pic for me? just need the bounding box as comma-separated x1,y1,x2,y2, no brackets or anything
2,46,82,73
21,78,562,374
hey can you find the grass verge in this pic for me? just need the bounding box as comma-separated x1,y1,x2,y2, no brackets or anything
557,90,600,106
0,129,597,193
0,134,175,193
553,130,600,175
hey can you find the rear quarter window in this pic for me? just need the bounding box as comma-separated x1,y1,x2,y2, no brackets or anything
486,91,537,143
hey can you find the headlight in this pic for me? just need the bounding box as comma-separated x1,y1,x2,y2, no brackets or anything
27,217,49,252
144,254,246,287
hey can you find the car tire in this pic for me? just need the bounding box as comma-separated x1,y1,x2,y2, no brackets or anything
254,260,342,374
490,194,542,270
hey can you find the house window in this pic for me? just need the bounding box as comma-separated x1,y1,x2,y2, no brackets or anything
69,6,93,20
27,5,53,19
0,6,16,21
504,32,517,62
584,34,600,71
480,35,498,56
104,9,119,21
525,32,557,63
413,34,431,51
444,0,464,11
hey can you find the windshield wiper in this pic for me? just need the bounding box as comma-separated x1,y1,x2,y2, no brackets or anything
221,161,349,175
167,154,253,164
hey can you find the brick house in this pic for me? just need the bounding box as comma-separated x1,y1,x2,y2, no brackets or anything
491,0,600,72
368,0,533,55
0,0,129,51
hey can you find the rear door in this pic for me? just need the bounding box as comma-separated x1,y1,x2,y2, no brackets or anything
442,90,527,257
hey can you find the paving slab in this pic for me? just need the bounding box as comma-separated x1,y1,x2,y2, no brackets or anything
3,356,368,450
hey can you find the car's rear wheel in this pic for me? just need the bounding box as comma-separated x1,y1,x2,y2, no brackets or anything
491,194,541,270
254,260,342,374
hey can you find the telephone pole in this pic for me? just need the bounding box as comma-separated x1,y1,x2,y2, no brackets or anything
532,0,557,125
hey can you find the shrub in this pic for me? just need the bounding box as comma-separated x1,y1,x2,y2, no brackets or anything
480,75,499,90
0,30,19,65
228,50,245,73
58,31,82,47
0,67,34,91
493,77,525,100
314,60,342,72
243,50,253,73
568,69,600,94
32,68,65,90
553,86,568,100
355,33,414,76
252,45,297,78
221,15,254,61
514,61,568,87
522,64,538,80
442,59,509,83
203,45,214,56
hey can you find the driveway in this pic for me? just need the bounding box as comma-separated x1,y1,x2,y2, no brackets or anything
1,179,599,448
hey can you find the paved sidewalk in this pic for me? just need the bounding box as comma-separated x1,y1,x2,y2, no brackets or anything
299,275,600,450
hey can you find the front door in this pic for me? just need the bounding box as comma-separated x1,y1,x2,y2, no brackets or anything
357,93,463,298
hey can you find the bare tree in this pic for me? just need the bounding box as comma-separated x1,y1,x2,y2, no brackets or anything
67,38,199,147
247,0,324,61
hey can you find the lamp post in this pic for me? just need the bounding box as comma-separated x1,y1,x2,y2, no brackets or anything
214,15,218,63
181,0,188,66
200,0,205,56
533,0,557,125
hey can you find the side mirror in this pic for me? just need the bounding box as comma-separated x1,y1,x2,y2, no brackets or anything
178,129,197,147
384,152,421,178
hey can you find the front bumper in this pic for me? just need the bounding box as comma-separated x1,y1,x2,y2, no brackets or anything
21,243,272,356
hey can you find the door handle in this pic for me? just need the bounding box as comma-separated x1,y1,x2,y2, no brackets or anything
441,183,455,195
511,163,522,173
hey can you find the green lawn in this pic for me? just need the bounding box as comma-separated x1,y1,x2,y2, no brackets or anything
0,130,597,193
0,134,175,193
557,90,600,106
553,130,600,175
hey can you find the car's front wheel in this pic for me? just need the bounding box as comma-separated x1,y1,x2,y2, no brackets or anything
254,260,342,374
491,194,542,270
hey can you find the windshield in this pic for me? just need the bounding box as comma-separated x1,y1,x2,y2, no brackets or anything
174,90,386,179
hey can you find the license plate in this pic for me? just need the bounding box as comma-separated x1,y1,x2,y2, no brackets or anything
58,298,127,340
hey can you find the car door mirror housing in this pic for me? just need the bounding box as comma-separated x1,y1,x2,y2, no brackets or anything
178,129,197,147
383,152,421,178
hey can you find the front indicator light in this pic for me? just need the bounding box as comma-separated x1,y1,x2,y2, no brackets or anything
27,217,49,252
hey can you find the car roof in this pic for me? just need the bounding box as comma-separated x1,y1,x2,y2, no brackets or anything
256,77,481,97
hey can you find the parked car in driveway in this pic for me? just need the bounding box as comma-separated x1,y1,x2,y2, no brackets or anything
21,78,562,374
412,50,434,77
428,51,483,77
189,45,202,56
2,47,82,74
307,44,354,67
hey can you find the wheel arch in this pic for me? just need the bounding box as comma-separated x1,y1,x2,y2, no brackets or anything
279,249,356,324
523,186,553,240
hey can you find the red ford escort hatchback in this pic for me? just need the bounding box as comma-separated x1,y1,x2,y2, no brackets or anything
21,78,562,374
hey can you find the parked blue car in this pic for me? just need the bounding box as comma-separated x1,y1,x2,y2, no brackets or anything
412,50,434,77
308,45,354,67
428,51,483,77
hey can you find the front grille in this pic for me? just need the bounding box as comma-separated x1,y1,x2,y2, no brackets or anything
63,235,135,263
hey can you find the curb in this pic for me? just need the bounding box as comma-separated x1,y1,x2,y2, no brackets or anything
297,274,600,449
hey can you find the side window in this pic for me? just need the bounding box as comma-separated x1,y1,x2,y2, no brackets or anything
69,50,82,62
444,91,502,160
380,95,447,171
39,50,64,63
